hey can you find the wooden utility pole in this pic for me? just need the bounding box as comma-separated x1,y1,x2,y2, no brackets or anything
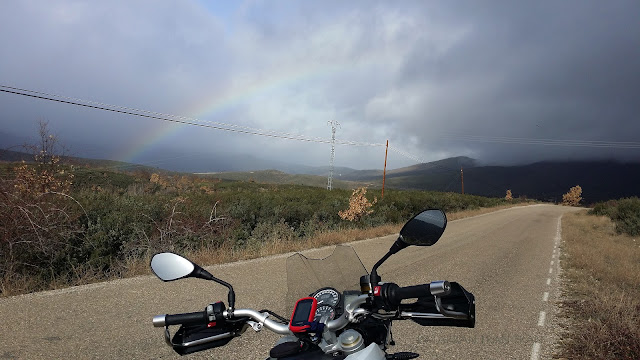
461,167,465,194
382,140,388,200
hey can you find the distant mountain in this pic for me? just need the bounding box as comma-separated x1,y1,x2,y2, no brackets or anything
461,161,640,204
3,146,637,203
346,157,640,204
0,148,170,173
337,156,476,182
0,149,33,162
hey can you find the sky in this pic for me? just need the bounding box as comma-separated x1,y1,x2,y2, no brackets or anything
1,0,639,171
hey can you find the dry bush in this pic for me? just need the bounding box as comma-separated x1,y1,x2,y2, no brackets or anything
338,187,377,222
0,120,81,295
0,171,82,295
505,189,513,201
562,185,582,206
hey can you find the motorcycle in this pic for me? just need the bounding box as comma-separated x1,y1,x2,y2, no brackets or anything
150,209,475,359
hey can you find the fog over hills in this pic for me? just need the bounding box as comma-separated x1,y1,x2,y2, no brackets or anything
342,157,640,204
4,140,638,204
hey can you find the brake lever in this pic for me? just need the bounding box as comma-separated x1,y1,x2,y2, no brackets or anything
164,327,172,347
434,296,468,319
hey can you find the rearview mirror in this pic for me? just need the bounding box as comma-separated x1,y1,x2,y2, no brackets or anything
369,209,448,286
151,253,195,281
399,209,447,247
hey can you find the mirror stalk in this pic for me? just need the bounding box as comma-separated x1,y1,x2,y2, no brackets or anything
193,266,236,310
369,237,407,286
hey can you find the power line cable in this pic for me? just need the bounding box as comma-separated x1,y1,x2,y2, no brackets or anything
0,85,384,147
441,133,640,149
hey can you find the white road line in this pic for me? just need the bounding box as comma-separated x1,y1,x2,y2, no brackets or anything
530,216,561,360
538,311,546,326
531,342,541,360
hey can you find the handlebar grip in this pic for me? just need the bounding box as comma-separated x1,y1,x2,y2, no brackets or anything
154,311,208,327
383,281,451,306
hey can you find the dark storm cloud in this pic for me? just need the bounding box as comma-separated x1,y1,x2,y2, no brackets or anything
1,0,639,170
391,0,640,164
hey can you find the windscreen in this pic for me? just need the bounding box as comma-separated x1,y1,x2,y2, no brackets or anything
285,245,368,314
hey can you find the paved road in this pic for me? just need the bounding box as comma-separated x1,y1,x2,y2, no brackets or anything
0,204,581,359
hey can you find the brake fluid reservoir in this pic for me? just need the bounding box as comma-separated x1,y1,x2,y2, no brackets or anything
339,329,365,354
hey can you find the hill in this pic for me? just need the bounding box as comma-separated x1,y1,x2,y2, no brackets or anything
0,149,170,174
4,147,638,203
343,157,640,204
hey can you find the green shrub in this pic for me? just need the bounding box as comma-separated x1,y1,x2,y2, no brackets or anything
614,198,640,236
589,200,618,218
590,197,640,236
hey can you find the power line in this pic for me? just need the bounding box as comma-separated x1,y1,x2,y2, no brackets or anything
0,85,384,147
388,145,424,163
441,133,640,149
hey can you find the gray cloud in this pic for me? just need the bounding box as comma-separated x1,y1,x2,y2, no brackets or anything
1,0,639,170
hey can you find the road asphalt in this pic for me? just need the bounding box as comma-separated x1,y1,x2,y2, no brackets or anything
0,204,582,359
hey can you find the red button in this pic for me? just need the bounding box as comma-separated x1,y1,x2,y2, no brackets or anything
374,286,381,296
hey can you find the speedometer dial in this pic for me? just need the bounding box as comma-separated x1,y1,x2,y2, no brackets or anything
313,288,340,307
314,305,336,321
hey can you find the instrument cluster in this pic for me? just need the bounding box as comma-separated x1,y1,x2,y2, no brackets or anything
311,287,341,322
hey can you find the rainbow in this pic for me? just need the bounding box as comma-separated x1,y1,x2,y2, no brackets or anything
115,60,362,163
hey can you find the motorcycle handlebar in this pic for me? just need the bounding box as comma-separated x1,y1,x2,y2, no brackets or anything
153,311,208,327
153,308,292,335
382,281,451,306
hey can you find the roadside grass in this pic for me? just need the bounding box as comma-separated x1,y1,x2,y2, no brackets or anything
558,211,640,359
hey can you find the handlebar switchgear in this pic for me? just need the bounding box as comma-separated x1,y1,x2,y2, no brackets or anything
376,281,451,309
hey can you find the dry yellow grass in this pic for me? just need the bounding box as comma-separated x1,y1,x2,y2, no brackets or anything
558,211,640,359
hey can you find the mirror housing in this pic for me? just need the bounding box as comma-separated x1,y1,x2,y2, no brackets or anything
369,209,448,287
398,209,447,248
150,252,236,309
151,253,196,281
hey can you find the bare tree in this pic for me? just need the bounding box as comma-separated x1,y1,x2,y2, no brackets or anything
15,120,73,195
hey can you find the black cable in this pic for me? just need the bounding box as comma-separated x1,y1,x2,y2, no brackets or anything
259,309,288,323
